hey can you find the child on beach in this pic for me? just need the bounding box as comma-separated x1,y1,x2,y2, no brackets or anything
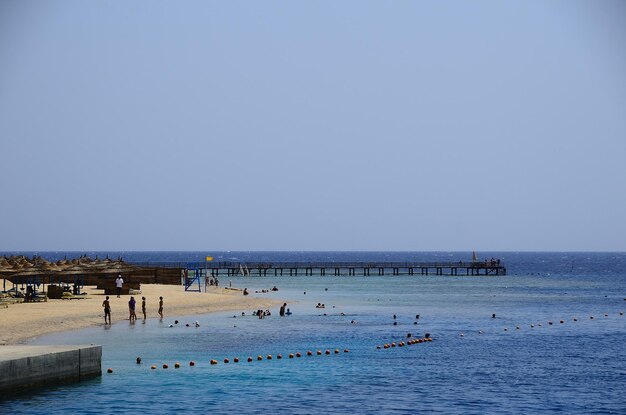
141,297,146,320
158,296,164,318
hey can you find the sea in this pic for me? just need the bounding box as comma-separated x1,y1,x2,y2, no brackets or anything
1,251,625,414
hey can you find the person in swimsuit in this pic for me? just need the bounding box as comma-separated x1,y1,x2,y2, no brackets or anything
141,296,147,320
128,296,137,322
102,296,111,324
158,296,164,319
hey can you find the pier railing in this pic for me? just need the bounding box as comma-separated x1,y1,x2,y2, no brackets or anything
129,260,506,276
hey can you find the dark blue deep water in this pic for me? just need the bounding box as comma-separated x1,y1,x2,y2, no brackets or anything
1,252,625,414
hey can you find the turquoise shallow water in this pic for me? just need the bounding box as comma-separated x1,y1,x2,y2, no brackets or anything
1,252,625,414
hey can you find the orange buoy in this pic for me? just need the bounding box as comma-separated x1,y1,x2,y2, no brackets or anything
107,368,113,374
189,361,195,366
257,355,263,361
334,349,339,354
247,357,253,362
163,364,169,369
427,338,432,342
289,354,294,358
224,358,229,364
174,362,180,368
267,355,272,360
151,365,157,370
233,357,239,363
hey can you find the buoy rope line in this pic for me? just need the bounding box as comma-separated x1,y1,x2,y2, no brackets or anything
501,311,624,332
105,311,623,373
106,348,350,373
376,337,434,350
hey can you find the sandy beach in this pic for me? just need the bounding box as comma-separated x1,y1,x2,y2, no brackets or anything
0,281,283,345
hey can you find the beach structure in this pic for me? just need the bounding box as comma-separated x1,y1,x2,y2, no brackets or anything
0,345,101,394
202,260,506,277
0,256,184,299
123,259,507,277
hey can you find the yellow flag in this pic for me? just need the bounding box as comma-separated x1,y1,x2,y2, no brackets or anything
205,256,213,262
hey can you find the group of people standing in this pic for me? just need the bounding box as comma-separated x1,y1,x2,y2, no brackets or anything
102,295,164,325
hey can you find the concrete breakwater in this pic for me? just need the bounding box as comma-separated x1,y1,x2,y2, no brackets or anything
0,345,101,395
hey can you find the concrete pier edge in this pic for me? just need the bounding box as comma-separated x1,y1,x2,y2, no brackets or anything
0,345,102,395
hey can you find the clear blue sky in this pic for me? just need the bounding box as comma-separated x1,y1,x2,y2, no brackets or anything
1,1,625,251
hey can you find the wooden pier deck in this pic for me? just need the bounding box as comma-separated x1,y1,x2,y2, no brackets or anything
168,260,506,277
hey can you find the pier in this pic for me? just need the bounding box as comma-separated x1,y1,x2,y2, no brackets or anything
197,260,506,277
0,345,102,394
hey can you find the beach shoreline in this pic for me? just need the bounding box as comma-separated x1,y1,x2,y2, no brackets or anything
0,282,284,345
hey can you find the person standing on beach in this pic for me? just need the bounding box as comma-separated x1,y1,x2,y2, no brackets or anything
279,303,286,317
115,274,124,298
102,296,111,324
158,296,164,319
128,296,137,322
141,296,147,320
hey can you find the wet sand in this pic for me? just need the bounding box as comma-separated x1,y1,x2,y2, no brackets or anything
0,282,283,345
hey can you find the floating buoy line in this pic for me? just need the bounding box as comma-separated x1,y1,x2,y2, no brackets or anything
500,311,623,333
106,347,351,374
105,311,623,374
376,337,434,350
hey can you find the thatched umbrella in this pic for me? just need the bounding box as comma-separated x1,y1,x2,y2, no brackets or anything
100,262,142,275
8,267,54,294
0,259,13,274
0,260,15,291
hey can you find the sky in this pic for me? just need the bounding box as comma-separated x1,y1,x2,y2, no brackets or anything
1,1,625,252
